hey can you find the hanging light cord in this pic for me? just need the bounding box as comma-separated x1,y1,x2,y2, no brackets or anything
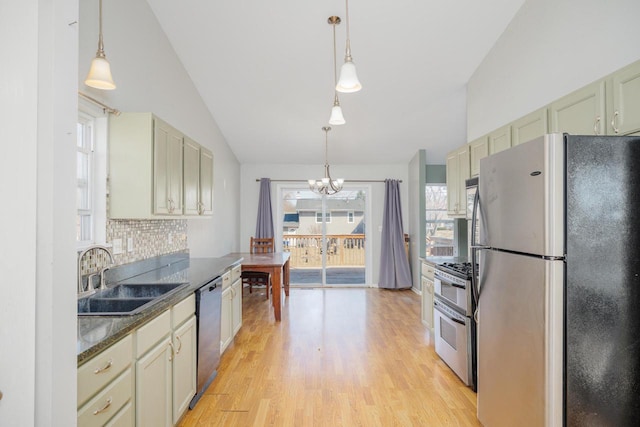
344,0,352,60
332,20,340,104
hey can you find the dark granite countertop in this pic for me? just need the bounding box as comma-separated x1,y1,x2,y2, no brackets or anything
77,254,242,366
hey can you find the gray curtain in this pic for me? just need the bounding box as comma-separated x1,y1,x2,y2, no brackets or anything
379,179,412,289
255,178,274,238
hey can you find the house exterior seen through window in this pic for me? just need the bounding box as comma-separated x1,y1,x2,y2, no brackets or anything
425,184,454,256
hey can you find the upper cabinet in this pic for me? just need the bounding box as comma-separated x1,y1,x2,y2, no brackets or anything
446,145,469,217
109,113,213,219
549,81,606,135
609,60,640,135
512,108,548,146
488,125,512,154
469,137,488,177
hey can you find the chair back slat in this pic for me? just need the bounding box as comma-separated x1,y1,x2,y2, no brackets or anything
250,237,274,254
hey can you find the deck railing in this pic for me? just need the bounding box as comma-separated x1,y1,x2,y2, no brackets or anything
283,234,365,268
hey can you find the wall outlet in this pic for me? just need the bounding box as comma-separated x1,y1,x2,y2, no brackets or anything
127,237,134,252
112,238,123,255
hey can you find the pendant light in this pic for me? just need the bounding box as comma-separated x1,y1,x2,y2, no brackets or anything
308,127,344,195
336,0,362,93
328,16,345,125
85,0,116,90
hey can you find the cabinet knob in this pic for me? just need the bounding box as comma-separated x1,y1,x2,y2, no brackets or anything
611,111,620,134
0,390,3,401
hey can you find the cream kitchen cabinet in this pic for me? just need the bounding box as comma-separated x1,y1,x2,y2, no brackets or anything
220,265,243,354
488,125,512,154
446,145,470,217
77,335,134,427
135,295,196,427
421,260,435,331
608,60,640,135
184,137,213,216
512,108,548,146
550,81,606,135
109,113,212,219
469,137,488,177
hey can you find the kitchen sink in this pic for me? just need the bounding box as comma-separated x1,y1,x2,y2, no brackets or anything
77,282,189,316
93,283,187,299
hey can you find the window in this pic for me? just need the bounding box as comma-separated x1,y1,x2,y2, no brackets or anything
315,211,332,223
347,211,354,223
77,97,108,247
77,113,95,244
425,184,454,256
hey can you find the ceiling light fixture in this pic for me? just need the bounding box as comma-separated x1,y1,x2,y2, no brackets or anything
308,126,344,195
85,0,116,90
328,16,345,125
336,0,362,93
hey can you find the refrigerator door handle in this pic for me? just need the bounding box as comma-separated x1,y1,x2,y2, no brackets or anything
471,188,484,309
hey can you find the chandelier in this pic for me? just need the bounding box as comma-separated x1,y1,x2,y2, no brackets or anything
308,127,344,195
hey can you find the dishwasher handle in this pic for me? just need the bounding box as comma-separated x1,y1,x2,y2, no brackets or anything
196,277,222,294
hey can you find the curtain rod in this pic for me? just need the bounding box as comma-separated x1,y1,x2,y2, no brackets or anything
255,179,402,183
78,91,121,116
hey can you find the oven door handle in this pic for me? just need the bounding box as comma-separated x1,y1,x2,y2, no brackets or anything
450,283,465,290
434,302,466,325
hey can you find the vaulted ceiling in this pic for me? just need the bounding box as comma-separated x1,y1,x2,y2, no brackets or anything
145,0,525,165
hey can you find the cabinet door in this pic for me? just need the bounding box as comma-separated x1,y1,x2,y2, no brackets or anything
154,119,183,215
231,280,243,336
469,137,488,177
421,277,434,330
199,148,214,215
172,316,197,425
456,146,470,215
183,138,201,215
512,108,548,146
550,81,606,135
610,61,640,135
446,151,459,215
488,125,512,154
220,287,233,353
136,336,172,427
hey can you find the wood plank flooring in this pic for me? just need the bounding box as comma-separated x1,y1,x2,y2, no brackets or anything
179,288,480,426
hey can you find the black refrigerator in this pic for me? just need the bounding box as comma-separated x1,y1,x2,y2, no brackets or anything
473,133,640,426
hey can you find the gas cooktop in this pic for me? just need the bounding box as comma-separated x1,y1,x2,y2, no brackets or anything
436,262,475,280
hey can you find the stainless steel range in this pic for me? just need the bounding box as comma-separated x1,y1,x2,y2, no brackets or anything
433,262,476,390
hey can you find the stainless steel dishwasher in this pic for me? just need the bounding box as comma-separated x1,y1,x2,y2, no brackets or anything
189,276,222,409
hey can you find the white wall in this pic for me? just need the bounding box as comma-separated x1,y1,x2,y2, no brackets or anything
467,0,640,140
78,0,241,257
240,164,409,285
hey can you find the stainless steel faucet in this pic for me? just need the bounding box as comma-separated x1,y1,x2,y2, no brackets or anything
77,245,115,294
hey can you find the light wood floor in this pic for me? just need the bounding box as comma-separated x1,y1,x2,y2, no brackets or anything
179,287,480,426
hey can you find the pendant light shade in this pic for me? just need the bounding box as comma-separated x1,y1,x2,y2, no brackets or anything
328,16,346,125
336,58,361,93
336,0,362,93
85,0,116,90
329,104,346,125
85,56,116,90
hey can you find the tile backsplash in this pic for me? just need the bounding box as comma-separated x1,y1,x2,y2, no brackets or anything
106,219,188,265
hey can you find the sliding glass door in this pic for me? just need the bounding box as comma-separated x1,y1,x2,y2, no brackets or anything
278,185,369,286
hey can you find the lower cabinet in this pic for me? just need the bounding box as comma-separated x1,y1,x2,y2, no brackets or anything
421,260,435,332
221,265,243,354
79,294,196,427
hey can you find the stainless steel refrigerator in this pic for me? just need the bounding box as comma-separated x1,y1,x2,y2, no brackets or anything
473,133,640,426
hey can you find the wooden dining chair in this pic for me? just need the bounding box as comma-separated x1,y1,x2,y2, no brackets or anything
242,237,274,298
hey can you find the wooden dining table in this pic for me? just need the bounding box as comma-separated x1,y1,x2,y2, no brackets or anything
231,252,290,321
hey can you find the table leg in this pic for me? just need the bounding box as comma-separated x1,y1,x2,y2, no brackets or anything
272,266,282,321
283,259,290,297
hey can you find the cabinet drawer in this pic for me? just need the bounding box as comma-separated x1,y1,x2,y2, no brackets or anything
77,368,133,427
221,271,232,290
172,293,195,328
136,309,171,358
421,262,435,280
78,334,133,407
231,264,242,282
105,401,134,427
